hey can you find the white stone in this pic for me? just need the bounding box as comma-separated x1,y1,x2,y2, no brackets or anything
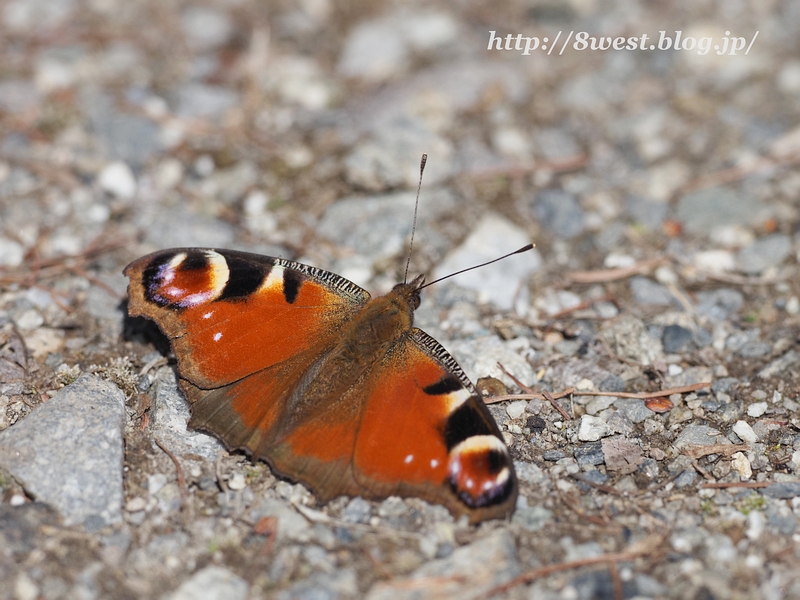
98,161,136,199
227,472,247,491
654,266,678,285
778,61,800,94
0,236,24,267
694,250,735,273
14,573,39,600
747,402,768,418
167,566,248,600
15,309,44,331
505,400,527,420
791,450,800,472
786,296,800,315
603,253,635,269
433,212,541,311
745,510,765,541
732,420,758,444
731,451,752,479
148,473,168,495
125,497,147,512
155,158,184,190
577,414,611,442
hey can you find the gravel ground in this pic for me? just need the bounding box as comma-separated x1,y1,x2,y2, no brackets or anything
1,1,800,599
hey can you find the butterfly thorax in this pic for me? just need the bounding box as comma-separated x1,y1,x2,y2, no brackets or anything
290,278,422,408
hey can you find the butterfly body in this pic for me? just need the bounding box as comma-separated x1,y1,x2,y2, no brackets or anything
125,248,517,522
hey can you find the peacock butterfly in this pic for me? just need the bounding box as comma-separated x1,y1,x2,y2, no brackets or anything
125,244,527,523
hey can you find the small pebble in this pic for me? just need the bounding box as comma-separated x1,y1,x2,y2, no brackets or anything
98,161,137,199
505,400,527,420
126,497,147,512
731,452,753,479
747,402,768,418
577,415,611,442
227,472,247,491
732,420,759,444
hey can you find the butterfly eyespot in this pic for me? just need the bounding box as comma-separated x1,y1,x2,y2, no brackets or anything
142,250,230,308
448,435,513,508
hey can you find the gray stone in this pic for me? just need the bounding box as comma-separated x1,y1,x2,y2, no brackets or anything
601,315,663,364
512,505,553,531
765,504,798,535
149,368,224,460
316,191,415,281
574,442,605,467
575,469,609,490
614,399,652,424
736,234,792,274
81,88,160,168
760,482,800,499
676,188,760,234
366,530,521,600
248,499,310,543
626,196,668,231
695,289,744,320
0,374,125,527
277,569,358,600
737,342,771,358
630,276,674,306
175,83,240,119
662,324,693,353
0,79,39,114
342,497,372,524
712,378,739,395
577,414,611,441
758,350,800,379
606,410,635,436
337,18,408,82
139,207,236,250
514,461,546,485
181,7,233,51
345,118,455,191
672,425,728,449
543,450,565,461
599,374,625,393
433,213,541,311
443,335,537,394
167,566,248,600
533,189,585,239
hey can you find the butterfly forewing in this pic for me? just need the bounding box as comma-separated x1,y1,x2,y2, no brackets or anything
125,248,370,388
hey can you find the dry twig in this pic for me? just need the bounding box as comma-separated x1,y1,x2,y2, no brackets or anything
154,437,188,509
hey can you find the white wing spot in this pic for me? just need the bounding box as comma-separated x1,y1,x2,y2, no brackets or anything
404,454,414,464
203,311,213,319
213,332,222,342
430,459,439,469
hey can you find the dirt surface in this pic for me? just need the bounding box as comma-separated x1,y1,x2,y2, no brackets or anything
2,1,800,599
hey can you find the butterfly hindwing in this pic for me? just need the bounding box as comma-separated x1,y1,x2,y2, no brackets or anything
351,329,517,522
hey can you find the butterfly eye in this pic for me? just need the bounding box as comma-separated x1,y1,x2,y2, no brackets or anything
409,290,421,310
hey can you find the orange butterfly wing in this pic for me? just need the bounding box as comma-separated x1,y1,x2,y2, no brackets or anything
125,248,369,389
351,329,517,522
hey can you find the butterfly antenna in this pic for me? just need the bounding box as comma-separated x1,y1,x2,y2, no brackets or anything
403,153,427,284
420,244,535,290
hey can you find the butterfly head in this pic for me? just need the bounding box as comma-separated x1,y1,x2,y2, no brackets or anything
392,274,424,311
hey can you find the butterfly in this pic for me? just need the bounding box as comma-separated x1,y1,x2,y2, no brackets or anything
125,246,523,523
